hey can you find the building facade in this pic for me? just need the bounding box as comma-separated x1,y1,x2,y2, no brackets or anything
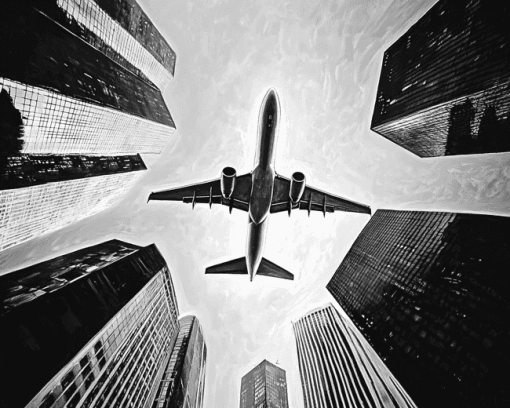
0,1,176,155
0,170,145,251
151,315,207,408
371,1,510,157
293,304,416,408
327,210,510,407
0,0,176,251
239,360,288,408
0,240,180,408
1,154,146,190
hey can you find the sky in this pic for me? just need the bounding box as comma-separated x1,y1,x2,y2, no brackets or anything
1,0,510,407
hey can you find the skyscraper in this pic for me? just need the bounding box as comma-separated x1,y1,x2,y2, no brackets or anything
151,315,207,408
371,1,510,157
0,240,180,408
293,304,416,408
0,1,176,155
327,210,510,407
0,0,176,251
239,360,288,408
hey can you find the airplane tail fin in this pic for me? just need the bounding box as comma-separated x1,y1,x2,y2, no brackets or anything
205,257,293,281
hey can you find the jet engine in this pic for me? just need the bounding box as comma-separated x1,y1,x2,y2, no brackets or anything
289,171,306,203
221,167,236,199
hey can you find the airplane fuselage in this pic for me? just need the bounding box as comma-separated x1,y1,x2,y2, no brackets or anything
246,89,280,280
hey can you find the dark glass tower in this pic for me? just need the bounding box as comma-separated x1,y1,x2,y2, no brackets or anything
151,315,207,408
371,1,510,157
293,304,416,408
327,210,510,407
239,360,288,408
0,153,146,190
0,240,180,408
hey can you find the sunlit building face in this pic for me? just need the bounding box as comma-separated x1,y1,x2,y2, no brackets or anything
293,304,416,408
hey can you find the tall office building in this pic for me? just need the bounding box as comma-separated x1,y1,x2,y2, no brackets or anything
151,315,207,408
0,0,176,251
293,304,416,408
327,210,510,407
0,240,180,408
239,360,288,408
0,169,145,251
0,0,176,155
371,1,510,157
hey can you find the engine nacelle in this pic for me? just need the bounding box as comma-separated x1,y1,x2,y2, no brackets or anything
289,171,306,203
221,167,236,199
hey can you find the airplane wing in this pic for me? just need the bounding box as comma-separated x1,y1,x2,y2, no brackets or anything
148,173,252,213
270,174,371,215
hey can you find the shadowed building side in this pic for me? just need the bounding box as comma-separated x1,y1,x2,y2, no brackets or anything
30,0,175,90
92,0,176,77
327,210,510,407
0,240,180,408
293,304,416,408
371,1,510,157
0,154,146,190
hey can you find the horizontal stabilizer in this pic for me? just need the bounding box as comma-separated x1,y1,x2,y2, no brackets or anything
205,257,294,281
205,257,247,275
258,258,294,280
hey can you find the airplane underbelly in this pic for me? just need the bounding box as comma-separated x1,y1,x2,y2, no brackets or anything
249,168,274,224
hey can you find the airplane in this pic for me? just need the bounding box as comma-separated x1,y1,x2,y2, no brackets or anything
148,88,371,282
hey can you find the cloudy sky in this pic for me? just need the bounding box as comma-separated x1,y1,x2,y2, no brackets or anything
1,0,510,406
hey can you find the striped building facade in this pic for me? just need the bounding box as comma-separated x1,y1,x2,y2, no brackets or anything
292,304,416,408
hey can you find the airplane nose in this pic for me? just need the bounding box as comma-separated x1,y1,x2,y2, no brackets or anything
266,88,277,102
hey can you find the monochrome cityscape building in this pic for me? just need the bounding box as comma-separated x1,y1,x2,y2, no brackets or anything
239,359,288,408
0,0,176,155
0,170,145,252
292,304,416,408
327,210,510,407
0,154,147,191
0,240,180,408
371,1,510,157
0,0,177,251
151,315,207,408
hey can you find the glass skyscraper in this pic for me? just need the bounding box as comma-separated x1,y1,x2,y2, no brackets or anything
293,304,415,408
239,360,288,408
0,0,176,155
1,154,146,190
0,240,180,408
151,315,207,408
371,1,510,157
0,0,176,251
327,210,510,407
0,171,145,251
